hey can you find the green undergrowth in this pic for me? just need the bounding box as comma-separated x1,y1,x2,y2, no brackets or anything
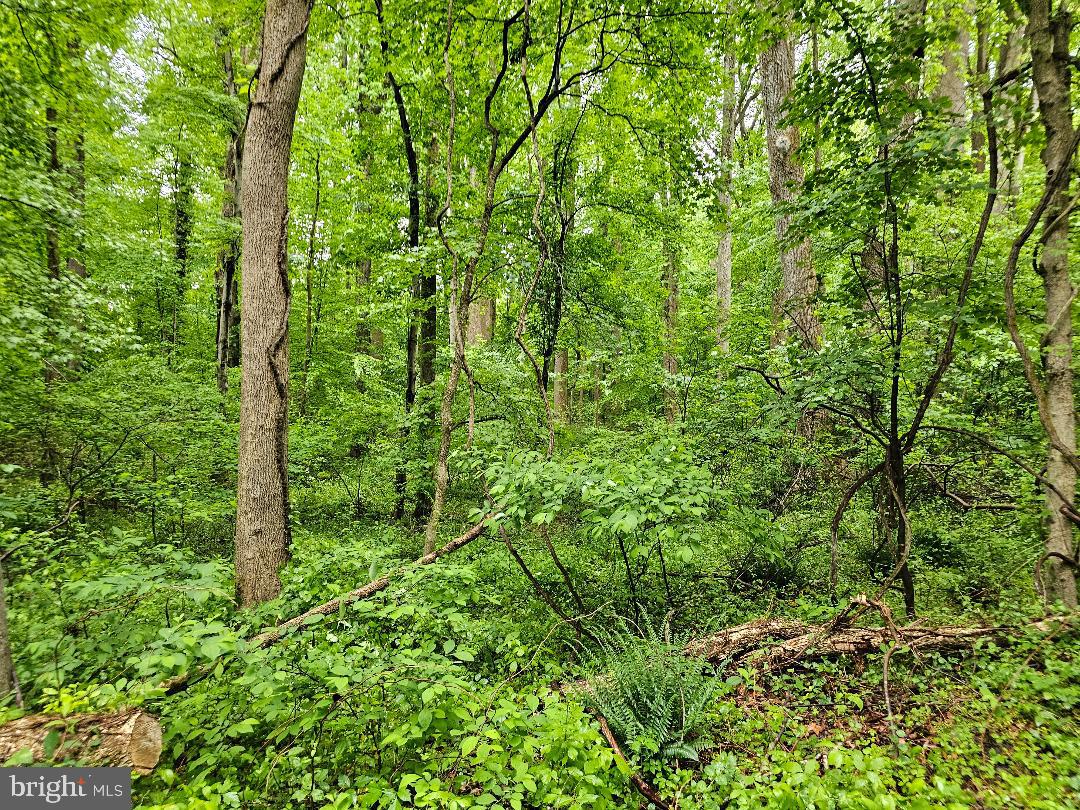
3,505,1076,809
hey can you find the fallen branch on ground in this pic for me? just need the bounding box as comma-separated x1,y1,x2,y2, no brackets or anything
0,709,161,773
159,518,490,694
684,608,1072,672
595,714,670,810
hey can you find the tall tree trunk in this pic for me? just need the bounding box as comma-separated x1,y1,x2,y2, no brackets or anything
937,10,969,123
411,135,440,525
662,237,679,423
759,33,820,348
424,290,467,554
378,12,425,522
216,46,243,396
553,348,569,421
44,105,61,385
45,106,61,285
234,0,312,608
354,258,382,358
0,560,19,705
994,18,1027,210
1027,0,1077,607
299,151,321,417
970,17,988,172
715,49,736,361
466,298,495,344
172,144,193,350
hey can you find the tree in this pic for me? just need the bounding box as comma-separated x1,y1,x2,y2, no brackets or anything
234,0,313,607
759,23,819,348
1017,0,1077,607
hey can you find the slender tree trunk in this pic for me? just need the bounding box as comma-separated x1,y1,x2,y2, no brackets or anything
759,33,820,348
1027,0,1077,607
43,105,62,385
0,560,19,705
172,144,193,350
662,238,679,423
234,0,312,608
424,291,467,554
995,19,1027,210
216,47,243,396
379,22,425,521
299,151,321,417
715,49,736,361
553,348,569,421
45,106,61,285
970,17,988,172
411,136,440,524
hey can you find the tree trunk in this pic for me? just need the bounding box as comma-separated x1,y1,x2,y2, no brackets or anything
172,145,193,350
424,299,466,555
411,135,440,525
380,37,426,521
234,0,311,608
0,709,161,773
45,106,61,285
759,33,820,348
1027,0,1077,607
466,298,495,344
662,238,679,423
299,151,321,417
715,49,736,361
994,18,1027,210
355,258,382,358
553,348,569,421
970,17,989,172
44,105,62,385
0,560,18,705
937,11,969,124
216,47,243,396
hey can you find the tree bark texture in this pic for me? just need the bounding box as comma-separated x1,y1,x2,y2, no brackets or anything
1027,0,1077,607
759,34,820,348
216,47,243,396
553,348,569,421
234,0,312,608
0,710,162,773
466,298,495,344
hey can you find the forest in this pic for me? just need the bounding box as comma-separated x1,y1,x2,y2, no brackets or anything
0,0,1079,806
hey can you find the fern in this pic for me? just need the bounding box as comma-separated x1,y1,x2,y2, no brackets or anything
584,612,718,764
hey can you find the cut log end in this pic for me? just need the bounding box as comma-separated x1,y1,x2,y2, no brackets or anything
0,709,162,774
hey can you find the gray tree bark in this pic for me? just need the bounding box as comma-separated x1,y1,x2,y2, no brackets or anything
1027,0,1077,607
760,33,820,348
234,0,312,607
466,298,495,344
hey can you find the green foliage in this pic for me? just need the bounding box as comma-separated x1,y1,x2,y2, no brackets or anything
0,0,1075,808
585,615,720,764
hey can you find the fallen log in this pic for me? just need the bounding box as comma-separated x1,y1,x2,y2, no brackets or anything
0,709,161,773
684,612,1071,672
160,518,490,694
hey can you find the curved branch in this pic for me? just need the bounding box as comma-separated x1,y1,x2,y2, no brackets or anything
1003,126,1080,473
